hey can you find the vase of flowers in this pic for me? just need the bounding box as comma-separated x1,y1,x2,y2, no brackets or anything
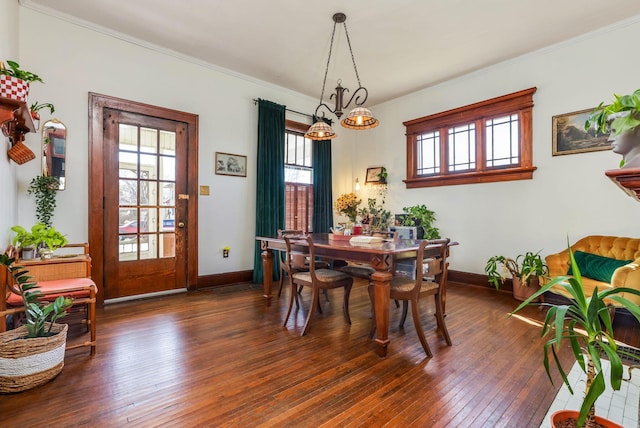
335,192,361,224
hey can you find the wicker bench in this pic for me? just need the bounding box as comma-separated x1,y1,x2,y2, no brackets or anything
0,244,97,355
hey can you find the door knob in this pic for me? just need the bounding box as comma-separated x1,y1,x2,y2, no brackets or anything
177,221,185,228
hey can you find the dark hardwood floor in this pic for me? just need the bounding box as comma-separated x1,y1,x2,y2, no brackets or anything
1,280,578,427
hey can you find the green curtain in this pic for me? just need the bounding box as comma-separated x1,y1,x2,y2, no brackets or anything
253,99,285,284
312,139,333,233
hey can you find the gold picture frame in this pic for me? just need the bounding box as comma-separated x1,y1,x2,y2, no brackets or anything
552,108,610,156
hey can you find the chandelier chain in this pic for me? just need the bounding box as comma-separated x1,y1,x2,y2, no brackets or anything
342,21,362,88
319,19,339,107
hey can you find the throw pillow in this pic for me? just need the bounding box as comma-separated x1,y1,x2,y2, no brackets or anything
567,251,632,282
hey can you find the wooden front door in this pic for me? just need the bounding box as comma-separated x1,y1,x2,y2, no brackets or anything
89,94,198,301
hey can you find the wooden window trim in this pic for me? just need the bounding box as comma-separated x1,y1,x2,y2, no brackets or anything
403,87,537,188
286,119,310,133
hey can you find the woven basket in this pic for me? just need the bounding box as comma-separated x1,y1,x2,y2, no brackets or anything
0,323,67,393
7,141,36,165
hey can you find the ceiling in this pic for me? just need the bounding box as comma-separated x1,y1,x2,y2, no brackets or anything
20,0,640,107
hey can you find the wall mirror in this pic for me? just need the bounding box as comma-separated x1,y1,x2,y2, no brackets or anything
42,119,66,190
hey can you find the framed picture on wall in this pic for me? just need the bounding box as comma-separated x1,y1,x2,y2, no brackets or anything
215,152,247,177
552,108,610,156
365,166,386,184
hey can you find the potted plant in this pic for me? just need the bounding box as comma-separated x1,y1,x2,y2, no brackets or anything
10,225,38,259
485,251,548,301
35,224,68,259
585,89,640,168
585,89,640,137
29,101,55,129
0,252,73,393
11,223,68,260
511,243,640,427
399,204,440,239
0,60,44,102
28,175,60,228
29,101,55,120
377,167,388,184
358,198,391,233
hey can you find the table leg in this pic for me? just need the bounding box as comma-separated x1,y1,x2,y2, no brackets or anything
261,247,274,306
371,270,391,358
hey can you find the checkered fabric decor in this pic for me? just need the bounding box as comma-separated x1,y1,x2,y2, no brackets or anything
0,76,29,101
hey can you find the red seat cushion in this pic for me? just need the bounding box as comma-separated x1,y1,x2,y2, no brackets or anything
6,277,97,306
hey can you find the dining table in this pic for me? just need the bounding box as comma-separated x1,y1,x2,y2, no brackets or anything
256,233,454,358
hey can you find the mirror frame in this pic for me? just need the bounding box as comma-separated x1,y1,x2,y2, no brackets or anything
42,118,67,190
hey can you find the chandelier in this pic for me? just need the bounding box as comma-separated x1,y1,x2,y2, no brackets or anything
305,13,379,141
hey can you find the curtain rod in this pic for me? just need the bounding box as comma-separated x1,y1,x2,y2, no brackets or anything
252,98,313,119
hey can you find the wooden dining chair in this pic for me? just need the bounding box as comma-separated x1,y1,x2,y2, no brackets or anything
282,235,353,336
276,229,329,297
369,238,452,357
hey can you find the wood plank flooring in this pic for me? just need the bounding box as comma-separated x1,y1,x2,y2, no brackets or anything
1,280,576,427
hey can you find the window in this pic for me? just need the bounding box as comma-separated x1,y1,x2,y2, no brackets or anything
285,120,313,231
404,87,537,188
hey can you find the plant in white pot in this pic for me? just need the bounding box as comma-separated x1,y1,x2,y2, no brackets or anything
11,223,68,260
485,251,548,301
511,242,640,428
0,251,73,393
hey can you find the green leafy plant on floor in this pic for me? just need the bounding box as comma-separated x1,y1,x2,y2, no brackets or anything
510,241,640,427
485,251,547,289
0,253,72,337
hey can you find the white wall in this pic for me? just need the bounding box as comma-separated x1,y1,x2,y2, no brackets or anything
0,0,20,248
16,7,318,275
334,15,640,274
13,6,640,278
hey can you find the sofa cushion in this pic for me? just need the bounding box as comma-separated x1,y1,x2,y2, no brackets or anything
567,251,632,282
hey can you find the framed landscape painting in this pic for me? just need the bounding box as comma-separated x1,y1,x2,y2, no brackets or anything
552,108,610,156
215,152,247,177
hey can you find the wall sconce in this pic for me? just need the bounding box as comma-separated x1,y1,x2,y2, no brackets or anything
355,177,360,192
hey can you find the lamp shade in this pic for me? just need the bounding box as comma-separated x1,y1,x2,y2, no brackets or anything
341,106,379,130
305,120,337,140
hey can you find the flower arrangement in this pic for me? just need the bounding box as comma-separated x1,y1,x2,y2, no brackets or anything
335,192,361,223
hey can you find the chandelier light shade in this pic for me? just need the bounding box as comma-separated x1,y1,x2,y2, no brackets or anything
342,106,378,129
306,120,336,140
305,12,379,141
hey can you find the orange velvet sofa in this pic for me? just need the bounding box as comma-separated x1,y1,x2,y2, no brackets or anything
543,236,640,306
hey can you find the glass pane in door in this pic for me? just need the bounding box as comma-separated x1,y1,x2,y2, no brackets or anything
118,124,176,261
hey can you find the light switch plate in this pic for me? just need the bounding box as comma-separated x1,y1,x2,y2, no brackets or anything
200,185,210,196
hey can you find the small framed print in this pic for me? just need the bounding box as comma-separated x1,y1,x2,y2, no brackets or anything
365,166,385,184
552,108,610,156
215,152,247,177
